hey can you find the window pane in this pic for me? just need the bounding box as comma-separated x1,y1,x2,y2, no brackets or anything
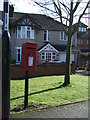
27,26,30,30
27,27,30,38
16,48,21,63
22,26,26,38
18,49,20,62
17,27,21,38
41,52,45,60
46,53,51,61
44,31,47,40
53,53,55,55
27,31,30,38
82,28,84,32
84,28,86,32
52,53,56,60
79,27,81,31
61,32,63,40
30,29,34,39
47,30,49,41
18,53,20,62
31,27,34,30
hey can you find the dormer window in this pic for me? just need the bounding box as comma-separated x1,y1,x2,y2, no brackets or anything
16,26,34,39
44,30,49,41
79,27,86,32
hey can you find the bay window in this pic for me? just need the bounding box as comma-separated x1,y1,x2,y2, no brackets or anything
41,52,56,61
16,26,34,39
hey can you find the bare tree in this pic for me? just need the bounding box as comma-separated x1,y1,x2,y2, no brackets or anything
30,0,90,86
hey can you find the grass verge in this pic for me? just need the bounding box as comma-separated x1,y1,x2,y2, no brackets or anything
10,74,88,112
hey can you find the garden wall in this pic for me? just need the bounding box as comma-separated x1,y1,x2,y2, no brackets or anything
11,62,76,80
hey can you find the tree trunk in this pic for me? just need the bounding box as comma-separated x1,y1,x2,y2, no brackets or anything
63,33,72,87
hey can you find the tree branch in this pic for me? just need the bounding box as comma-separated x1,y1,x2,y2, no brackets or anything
73,1,82,14
53,0,68,34
72,1,90,35
33,1,57,14
58,0,70,14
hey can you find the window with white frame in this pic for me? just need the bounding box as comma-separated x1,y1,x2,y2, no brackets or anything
41,52,56,61
15,47,22,63
60,31,67,41
46,52,51,61
61,32,63,40
44,30,49,41
41,52,45,60
52,53,56,60
16,26,34,39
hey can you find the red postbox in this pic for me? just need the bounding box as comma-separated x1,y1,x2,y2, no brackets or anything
21,42,37,72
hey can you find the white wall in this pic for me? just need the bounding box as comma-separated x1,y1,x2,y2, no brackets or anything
0,19,3,120
59,53,75,63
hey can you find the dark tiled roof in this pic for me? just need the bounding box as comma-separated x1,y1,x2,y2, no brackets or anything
5,11,65,31
73,21,88,32
0,11,66,30
38,43,48,51
52,44,67,51
73,21,88,28
38,43,67,52
38,43,76,52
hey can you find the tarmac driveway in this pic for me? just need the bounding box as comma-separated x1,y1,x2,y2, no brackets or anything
10,100,89,119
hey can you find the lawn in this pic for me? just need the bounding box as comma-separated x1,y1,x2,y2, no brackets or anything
10,74,88,111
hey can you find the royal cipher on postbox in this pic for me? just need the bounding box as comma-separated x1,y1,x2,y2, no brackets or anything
21,42,37,72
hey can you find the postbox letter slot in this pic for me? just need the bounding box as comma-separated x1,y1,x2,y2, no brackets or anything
28,56,33,66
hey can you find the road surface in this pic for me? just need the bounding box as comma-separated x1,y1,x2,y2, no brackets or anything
10,100,89,119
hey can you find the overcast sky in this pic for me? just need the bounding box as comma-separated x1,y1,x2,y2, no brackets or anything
0,0,88,25
0,0,42,13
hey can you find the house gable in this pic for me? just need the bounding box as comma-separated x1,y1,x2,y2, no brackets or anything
38,44,58,53
18,16,32,25
10,14,42,29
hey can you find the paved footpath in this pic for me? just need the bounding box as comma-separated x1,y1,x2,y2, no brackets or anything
10,100,89,119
